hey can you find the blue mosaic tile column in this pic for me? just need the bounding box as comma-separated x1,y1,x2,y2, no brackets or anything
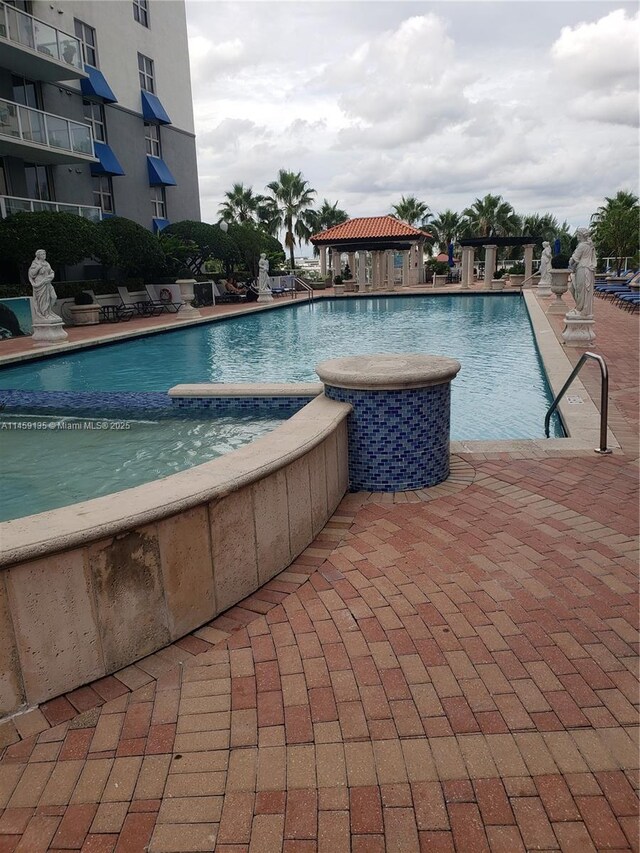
316,354,461,492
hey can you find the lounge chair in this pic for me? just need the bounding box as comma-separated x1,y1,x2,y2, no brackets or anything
213,281,244,304
87,290,134,322
117,286,163,317
145,285,181,313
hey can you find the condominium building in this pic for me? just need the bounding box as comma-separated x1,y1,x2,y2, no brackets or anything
0,0,200,231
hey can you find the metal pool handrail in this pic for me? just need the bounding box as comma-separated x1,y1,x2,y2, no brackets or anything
294,276,314,303
545,351,612,453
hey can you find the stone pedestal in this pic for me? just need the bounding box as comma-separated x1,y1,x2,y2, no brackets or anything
69,304,100,325
334,283,345,296
562,316,596,346
483,245,497,288
433,275,448,288
32,319,68,346
547,269,571,314
316,354,461,492
176,279,201,318
537,277,552,298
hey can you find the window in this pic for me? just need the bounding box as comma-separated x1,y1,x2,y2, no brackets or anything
151,185,166,219
24,164,52,200
74,19,97,67
11,75,40,109
93,176,114,214
0,161,8,196
144,122,161,157
83,100,106,143
138,53,154,93
133,0,149,28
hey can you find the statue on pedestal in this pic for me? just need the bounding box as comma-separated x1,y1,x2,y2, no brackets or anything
257,252,274,303
538,241,552,287
567,227,596,318
29,249,59,321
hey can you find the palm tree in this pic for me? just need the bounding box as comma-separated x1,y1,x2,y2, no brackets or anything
265,169,316,270
461,194,520,238
391,195,431,228
304,199,349,255
218,183,264,225
590,190,640,272
430,210,463,254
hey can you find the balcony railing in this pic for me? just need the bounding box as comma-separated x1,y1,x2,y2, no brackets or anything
0,97,93,158
0,1,83,71
0,195,102,222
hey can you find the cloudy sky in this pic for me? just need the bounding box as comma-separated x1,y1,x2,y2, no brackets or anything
185,0,639,243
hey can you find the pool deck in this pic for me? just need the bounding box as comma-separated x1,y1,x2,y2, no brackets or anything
0,286,638,852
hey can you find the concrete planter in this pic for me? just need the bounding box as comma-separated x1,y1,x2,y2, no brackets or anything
433,274,448,288
334,283,346,295
491,279,506,291
69,304,101,326
176,278,200,318
548,269,571,314
509,274,525,288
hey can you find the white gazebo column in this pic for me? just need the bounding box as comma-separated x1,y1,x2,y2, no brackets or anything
348,252,356,278
523,243,535,286
320,246,327,278
483,245,497,287
461,246,472,289
375,251,384,289
386,251,395,289
332,248,342,279
402,250,410,287
417,241,426,283
372,252,380,289
357,250,367,289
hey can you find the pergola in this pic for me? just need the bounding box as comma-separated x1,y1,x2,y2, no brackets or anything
459,236,537,289
310,216,431,289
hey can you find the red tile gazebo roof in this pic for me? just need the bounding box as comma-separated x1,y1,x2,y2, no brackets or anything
311,216,430,247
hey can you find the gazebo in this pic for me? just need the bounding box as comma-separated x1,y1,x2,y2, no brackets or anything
310,216,431,289
459,236,537,289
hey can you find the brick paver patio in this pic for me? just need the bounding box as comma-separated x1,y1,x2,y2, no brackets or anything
0,291,637,851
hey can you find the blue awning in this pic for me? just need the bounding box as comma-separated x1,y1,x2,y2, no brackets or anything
80,66,117,103
91,141,125,176
141,90,171,125
147,156,176,186
153,217,171,233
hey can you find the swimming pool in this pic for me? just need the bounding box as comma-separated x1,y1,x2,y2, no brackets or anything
1,413,284,521
0,294,562,440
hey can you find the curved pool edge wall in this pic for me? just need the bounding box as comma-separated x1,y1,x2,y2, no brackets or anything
0,394,351,718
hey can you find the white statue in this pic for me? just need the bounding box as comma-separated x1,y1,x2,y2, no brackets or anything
257,253,270,294
538,241,552,287
29,249,59,321
567,227,596,318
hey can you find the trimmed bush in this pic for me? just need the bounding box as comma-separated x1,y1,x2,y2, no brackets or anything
99,217,165,280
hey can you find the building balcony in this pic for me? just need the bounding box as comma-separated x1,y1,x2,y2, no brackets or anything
0,195,101,221
0,98,96,165
0,0,86,81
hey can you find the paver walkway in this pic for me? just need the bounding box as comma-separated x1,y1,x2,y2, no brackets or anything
0,292,637,852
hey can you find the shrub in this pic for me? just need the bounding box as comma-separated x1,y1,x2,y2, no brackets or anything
334,275,343,285
227,222,285,277
99,217,165,280
509,261,525,275
551,253,571,269
74,290,94,305
0,212,116,282
164,220,239,274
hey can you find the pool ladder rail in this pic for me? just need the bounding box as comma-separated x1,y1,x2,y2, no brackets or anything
544,351,612,454
293,276,314,303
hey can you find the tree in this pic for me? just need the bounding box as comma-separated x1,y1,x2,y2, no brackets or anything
304,199,349,255
158,232,199,278
264,169,316,270
218,183,266,225
590,190,640,272
163,220,239,274
227,222,285,277
0,211,115,282
461,194,520,238
429,210,463,254
99,217,166,280
391,195,431,228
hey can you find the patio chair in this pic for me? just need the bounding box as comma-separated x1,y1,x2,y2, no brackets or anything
87,290,134,322
145,285,181,313
213,281,244,304
117,286,163,317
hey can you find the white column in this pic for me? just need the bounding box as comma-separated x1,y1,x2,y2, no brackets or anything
402,250,410,287
484,245,497,287
320,246,327,278
332,248,342,279
523,244,535,285
348,253,356,279
461,246,472,289
417,241,425,283
375,252,383,289
386,251,395,288
358,250,367,288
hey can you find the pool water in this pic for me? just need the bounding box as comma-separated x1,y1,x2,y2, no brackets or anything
0,413,284,521
0,295,563,441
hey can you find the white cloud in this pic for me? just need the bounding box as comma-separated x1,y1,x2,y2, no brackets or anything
186,1,639,238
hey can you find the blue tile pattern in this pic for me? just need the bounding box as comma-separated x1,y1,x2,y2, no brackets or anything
324,384,451,491
172,396,316,418
0,389,316,420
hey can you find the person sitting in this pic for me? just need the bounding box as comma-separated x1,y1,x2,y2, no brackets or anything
243,278,259,302
224,276,246,295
